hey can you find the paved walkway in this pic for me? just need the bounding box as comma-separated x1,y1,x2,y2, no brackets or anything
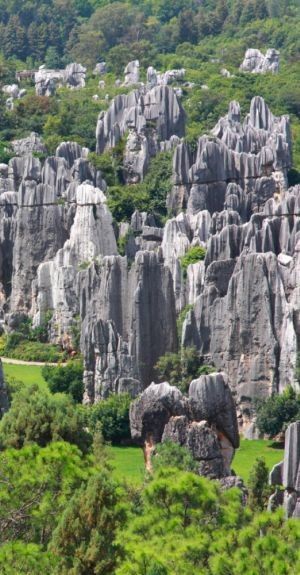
1,357,66,367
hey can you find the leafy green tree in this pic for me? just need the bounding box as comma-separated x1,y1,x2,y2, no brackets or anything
155,346,208,392
0,384,92,453
152,441,198,473
44,46,60,68
0,441,95,545
50,471,127,575
83,393,131,444
255,386,300,437
0,542,55,575
248,457,271,510
42,360,84,403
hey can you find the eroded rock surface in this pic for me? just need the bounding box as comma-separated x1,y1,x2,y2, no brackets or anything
130,373,239,478
269,422,300,518
240,48,279,74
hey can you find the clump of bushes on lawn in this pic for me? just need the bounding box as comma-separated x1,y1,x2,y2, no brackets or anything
82,393,131,444
0,384,92,453
255,386,300,438
42,360,84,403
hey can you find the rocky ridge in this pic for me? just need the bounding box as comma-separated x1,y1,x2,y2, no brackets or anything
0,75,299,431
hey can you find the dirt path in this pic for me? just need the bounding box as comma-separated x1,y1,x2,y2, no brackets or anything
0,357,66,367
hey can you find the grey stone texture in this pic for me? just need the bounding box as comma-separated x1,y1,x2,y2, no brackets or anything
130,372,239,479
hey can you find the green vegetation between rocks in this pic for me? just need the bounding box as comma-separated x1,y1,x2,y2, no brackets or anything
255,386,300,437
180,245,206,278
155,346,215,393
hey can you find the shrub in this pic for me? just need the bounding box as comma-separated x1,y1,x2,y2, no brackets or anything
2,339,66,362
0,385,92,453
83,393,131,444
255,386,300,437
180,246,206,278
155,346,213,393
247,457,271,510
152,441,198,473
42,360,84,403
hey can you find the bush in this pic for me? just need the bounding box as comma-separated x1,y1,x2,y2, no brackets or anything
152,441,198,473
106,151,173,223
248,457,271,511
2,339,66,362
83,393,131,444
255,386,300,437
155,346,214,393
0,385,92,453
42,361,84,403
180,246,206,278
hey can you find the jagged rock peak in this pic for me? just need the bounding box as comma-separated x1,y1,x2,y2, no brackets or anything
96,84,185,154
169,96,291,216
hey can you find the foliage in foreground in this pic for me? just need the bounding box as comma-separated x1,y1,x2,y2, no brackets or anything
117,467,300,575
0,436,298,575
50,472,126,575
0,384,91,453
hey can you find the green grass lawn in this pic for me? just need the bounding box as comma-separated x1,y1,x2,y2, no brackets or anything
107,446,145,484
233,439,284,483
108,439,284,485
3,363,47,389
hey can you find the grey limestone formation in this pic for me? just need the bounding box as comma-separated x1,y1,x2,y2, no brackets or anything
96,83,185,184
130,372,239,478
93,62,106,75
96,84,185,154
146,66,186,87
268,422,300,518
1,87,299,420
240,48,279,74
124,60,140,85
169,97,291,215
11,133,47,156
79,250,177,401
35,63,86,96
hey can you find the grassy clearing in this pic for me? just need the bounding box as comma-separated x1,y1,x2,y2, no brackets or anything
107,446,145,484
108,439,284,485
233,439,284,483
3,363,47,389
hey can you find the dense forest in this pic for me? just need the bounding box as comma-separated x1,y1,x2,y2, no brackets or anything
0,0,300,573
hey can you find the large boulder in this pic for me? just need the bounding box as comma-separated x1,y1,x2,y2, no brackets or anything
130,372,239,479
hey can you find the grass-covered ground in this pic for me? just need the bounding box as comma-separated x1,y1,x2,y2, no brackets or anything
3,363,46,389
108,440,284,485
